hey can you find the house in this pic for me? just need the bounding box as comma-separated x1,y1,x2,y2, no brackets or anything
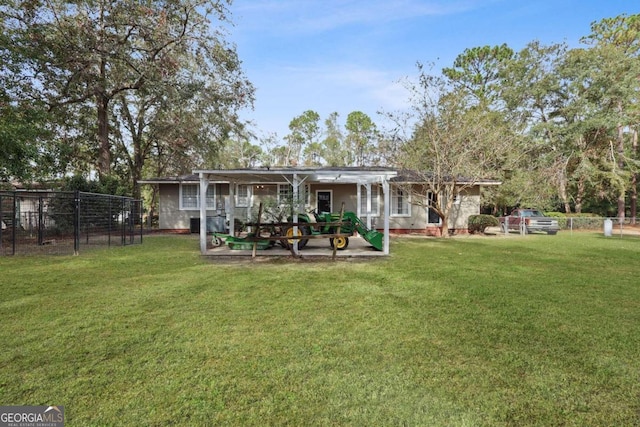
138,167,500,255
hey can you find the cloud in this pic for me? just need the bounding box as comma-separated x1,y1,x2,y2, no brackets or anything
235,0,496,34
244,61,412,138
257,62,409,110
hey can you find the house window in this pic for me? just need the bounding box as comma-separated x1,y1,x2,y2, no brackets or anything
278,184,292,205
236,184,251,207
181,184,198,209
360,185,380,216
180,184,215,210
277,184,310,208
391,186,410,217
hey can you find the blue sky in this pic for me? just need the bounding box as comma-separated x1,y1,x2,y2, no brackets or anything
227,0,637,142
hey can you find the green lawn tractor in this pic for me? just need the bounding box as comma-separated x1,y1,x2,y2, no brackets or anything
283,210,384,251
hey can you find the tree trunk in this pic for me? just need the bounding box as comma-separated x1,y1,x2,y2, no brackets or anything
574,177,585,214
132,132,144,200
97,93,110,178
557,166,571,214
631,128,638,224
617,122,625,221
131,168,142,201
97,3,110,179
439,190,454,237
439,218,449,237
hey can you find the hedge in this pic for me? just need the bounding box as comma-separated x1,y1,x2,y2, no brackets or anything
468,214,499,234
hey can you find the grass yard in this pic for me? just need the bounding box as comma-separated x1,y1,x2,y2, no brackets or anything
1,233,639,426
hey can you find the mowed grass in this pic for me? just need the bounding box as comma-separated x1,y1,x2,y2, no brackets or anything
1,233,639,426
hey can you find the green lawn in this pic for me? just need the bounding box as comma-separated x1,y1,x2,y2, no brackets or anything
1,233,639,426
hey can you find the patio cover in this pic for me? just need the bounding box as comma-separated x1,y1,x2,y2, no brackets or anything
192,167,398,255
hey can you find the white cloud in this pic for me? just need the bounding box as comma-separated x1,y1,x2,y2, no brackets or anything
234,0,499,34
243,61,412,139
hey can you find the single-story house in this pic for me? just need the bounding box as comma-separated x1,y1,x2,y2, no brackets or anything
139,167,500,255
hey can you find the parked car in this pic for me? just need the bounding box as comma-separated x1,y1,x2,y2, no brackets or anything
499,209,560,235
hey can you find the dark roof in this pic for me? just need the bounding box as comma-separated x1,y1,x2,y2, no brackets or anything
392,169,501,186
138,174,198,184
138,167,500,186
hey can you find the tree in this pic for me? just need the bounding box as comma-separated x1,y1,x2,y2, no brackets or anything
1,0,253,183
302,142,323,166
319,112,345,166
387,64,516,236
577,13,640,220
284,110,320,166
499,41,582,213
217,132,263,168
345,111,377,166
442,44,514,108
0,94,43,183
113,68,253,197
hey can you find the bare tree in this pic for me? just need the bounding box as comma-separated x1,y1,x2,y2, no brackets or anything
385,65,517,236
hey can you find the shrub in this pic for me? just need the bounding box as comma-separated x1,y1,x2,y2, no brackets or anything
546,212,603,229
468,214,499,234
545,212,567,228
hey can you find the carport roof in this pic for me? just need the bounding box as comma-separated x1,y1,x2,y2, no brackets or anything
138,167,503,186
190,167,398,184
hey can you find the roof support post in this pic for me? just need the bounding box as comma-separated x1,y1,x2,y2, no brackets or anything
199,173,209,254
382,179,390,255
356,183,362,218
292,173,299,255
228,182,235,235
365,183,372,229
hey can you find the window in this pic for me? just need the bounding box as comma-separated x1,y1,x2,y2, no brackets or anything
236,184,251,207
391,186,410,216
277,184,310,208
360,185,380,216
180,184,215,210
181,184,198,209
278,184,292,205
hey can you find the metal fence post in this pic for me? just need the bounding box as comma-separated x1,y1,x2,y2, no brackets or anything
12,192,17,255
74,191,80,255
0,194,3,253
139,200,144,244
108,196,112,247
38,196,44,246
121,197,126,246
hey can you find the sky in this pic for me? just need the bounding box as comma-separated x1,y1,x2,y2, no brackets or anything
226,0,638,143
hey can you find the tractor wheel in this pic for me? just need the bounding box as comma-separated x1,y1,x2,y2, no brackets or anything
330,236,349,250
283,226,309,249
211,236,223,247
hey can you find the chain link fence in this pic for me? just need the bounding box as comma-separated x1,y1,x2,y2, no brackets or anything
1,191,143,256
559,216,640,236
498,216,640,236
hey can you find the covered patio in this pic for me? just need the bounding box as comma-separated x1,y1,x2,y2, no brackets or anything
192,167,397,257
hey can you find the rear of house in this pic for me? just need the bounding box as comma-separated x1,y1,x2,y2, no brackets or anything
141,167,495,237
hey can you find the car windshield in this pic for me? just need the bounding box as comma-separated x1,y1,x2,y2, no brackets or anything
522,210,543,217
